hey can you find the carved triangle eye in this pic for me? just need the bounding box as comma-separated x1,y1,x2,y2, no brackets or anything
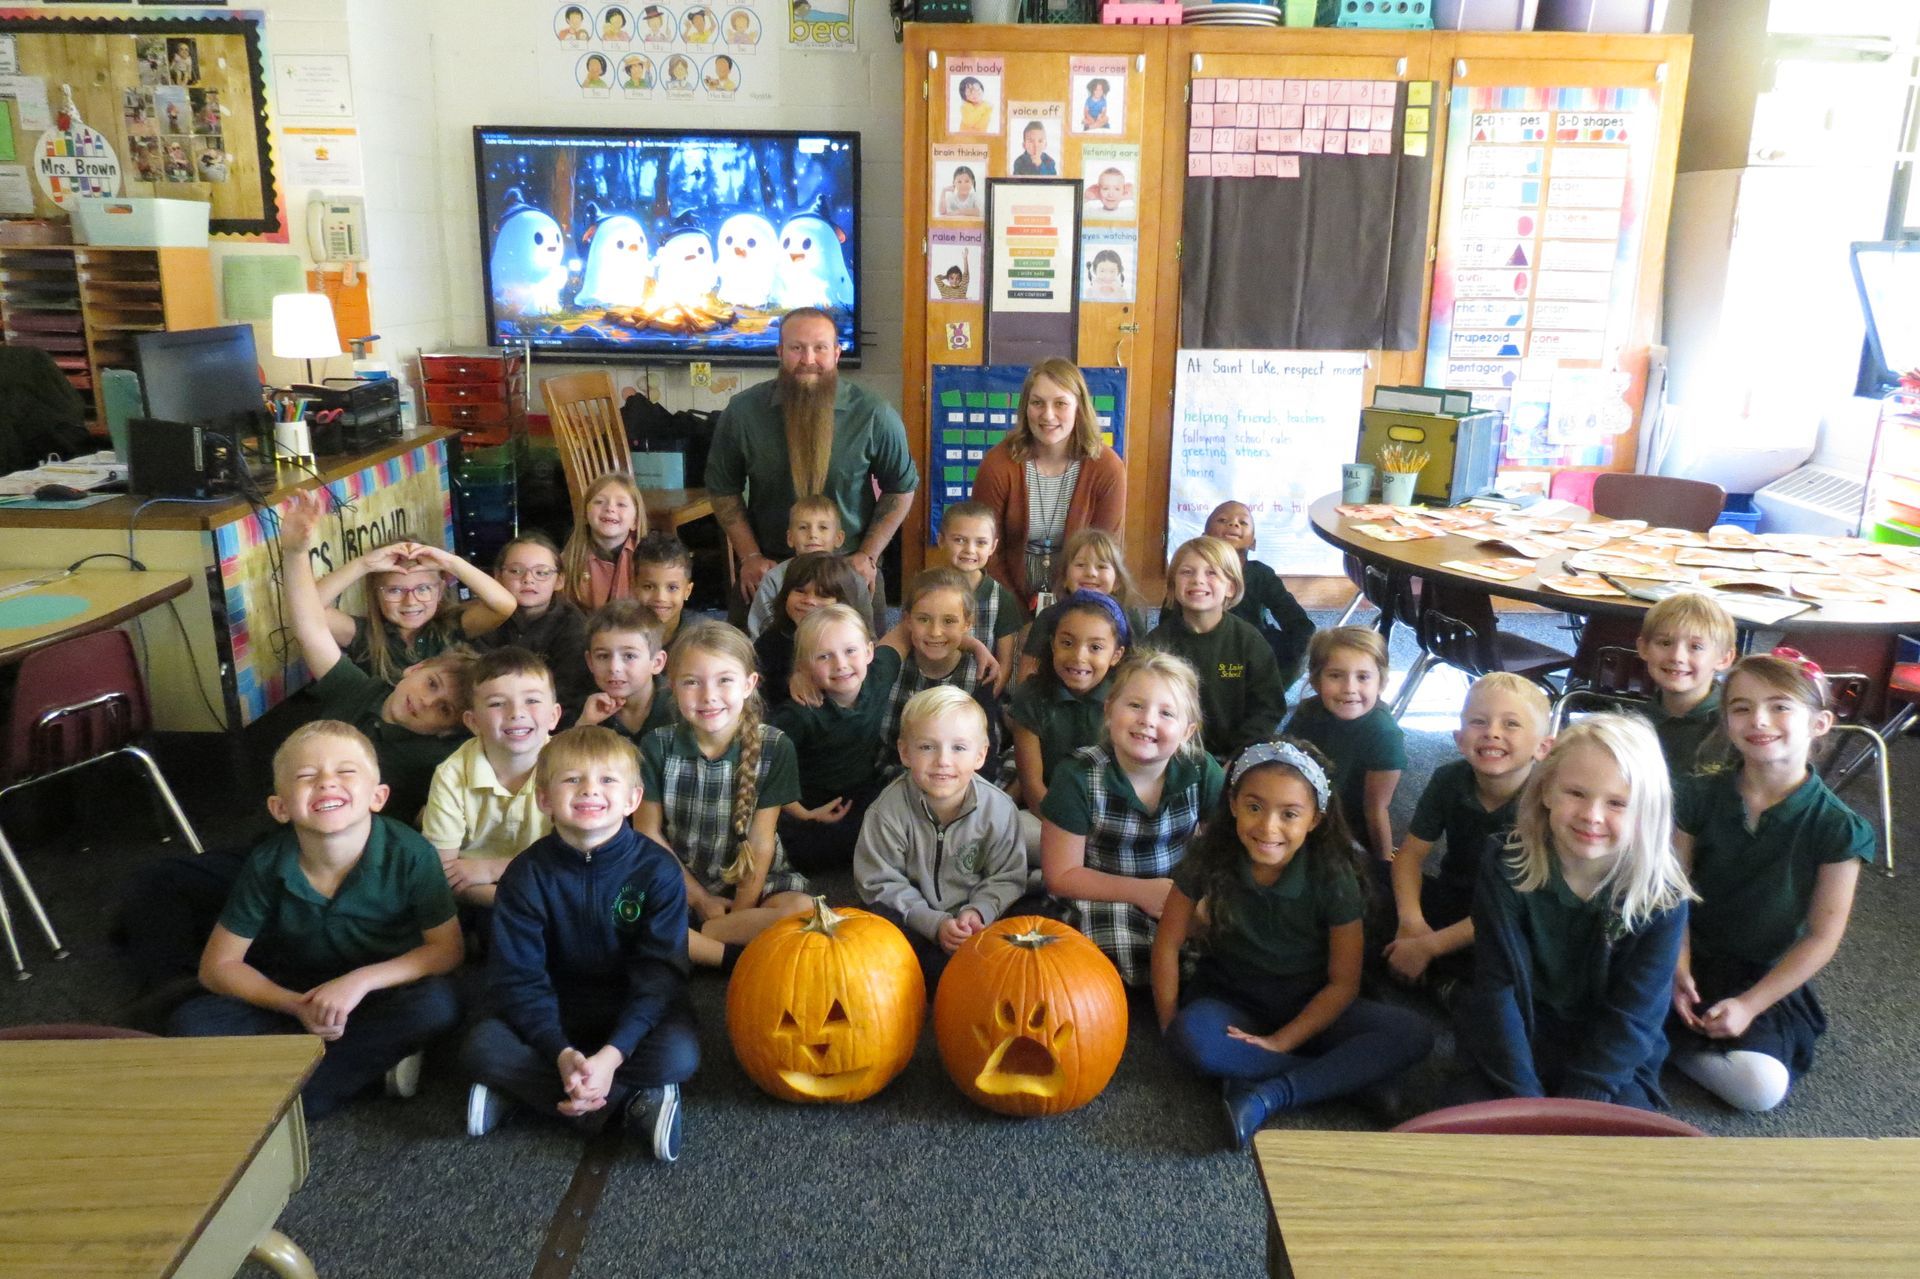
996,1000,1018,1030
825,1000,849,1025
779,1010,799,1032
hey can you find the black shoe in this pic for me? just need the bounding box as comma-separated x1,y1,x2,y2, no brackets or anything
626,1083,682,1162
1222,1081,1267,1152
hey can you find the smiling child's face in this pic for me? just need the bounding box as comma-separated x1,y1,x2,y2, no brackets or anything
1096,173,1126,208
1093,261,1122,288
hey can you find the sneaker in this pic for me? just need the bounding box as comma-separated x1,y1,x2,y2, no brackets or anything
626,1083,682,1162
1221,1080,1268,1152
466,1083,508,1137
385,1051,424,1099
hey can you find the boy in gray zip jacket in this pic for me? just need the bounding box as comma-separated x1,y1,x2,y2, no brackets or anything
854,686,1032,984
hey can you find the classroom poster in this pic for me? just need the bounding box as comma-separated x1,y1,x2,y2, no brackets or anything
1168,350,1368,576
787,0,855,51
931,142,987,222
1005,102,1063,178
1081,226,1135,303
1425,85,1661,468
1080,142,1138,222
929,227,982,302
947,57,1003,137
984,178,1079,364
545,1,777,103
1069,56,1126,135
213,441,454,726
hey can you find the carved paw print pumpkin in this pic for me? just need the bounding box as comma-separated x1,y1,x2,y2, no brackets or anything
726,897,924,1104
934,915,1127,1116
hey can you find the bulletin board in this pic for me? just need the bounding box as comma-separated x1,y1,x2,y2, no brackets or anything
0,7,279,236
1424,83,1663,471
927,362,1127,540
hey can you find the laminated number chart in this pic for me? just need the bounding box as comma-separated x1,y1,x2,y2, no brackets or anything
927,364,1127,539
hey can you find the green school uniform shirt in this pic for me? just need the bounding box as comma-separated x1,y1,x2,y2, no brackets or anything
1041,748,1225,834
303,659,461,823
1646,685,1721,782
601,674,679,746
1408,757,1519,897
347,612,456,678
1519,853,1615,1024
219,815,456,979
1006,673,1111,788
974,573,1026,644
1676,769,1874,968
1282,696,1407,838
770,646,902,805
1174,849,1362,980
1146,611,1287,758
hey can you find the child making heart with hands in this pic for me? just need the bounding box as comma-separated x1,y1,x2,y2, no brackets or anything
311,526,511,685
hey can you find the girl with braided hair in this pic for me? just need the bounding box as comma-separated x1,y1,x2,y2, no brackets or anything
636,621,812,968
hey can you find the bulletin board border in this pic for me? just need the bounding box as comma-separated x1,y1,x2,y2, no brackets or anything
0,6,281,237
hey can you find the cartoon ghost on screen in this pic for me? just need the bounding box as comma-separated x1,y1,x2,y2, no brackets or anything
653,217,718,309
489,188,569,317
774,207,854,312
575,202,652,308
715,211,779,308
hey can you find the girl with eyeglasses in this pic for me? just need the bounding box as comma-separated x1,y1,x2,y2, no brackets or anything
466,533,595,713
310,527,513,686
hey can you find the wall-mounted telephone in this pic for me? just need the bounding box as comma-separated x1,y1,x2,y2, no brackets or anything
307,195,367,262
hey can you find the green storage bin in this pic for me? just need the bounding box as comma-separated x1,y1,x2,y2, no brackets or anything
1871,519,1920,547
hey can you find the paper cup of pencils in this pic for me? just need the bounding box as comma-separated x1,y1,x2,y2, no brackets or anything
1377,443,1428,507
1341,462,1374,503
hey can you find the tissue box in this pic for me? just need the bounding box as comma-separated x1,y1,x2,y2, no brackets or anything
70,197,210,248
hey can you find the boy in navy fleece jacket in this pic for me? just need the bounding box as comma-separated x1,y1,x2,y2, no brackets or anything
458,726,697,1157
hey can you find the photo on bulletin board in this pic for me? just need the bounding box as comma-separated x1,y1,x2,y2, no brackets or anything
947,56,1003,136
682,5,719,42
930,227,982,302
577,51,613,92
1070,57,1127,135
639,4,675,43
931,143,987,222
556,3,595,40
663,52,697,93
722,5,761,45
1006,102,1063,178
1081,228,1135,304
619,52,656,91
702,53,739,95
1080,144,1137,222
601,4,636,40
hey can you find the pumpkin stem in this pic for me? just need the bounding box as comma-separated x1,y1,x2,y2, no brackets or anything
1006,927,1061,951
799,895,844,937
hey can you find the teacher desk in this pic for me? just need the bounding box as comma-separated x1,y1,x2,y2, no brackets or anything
0,427,461,733
1253,1129,1920,1278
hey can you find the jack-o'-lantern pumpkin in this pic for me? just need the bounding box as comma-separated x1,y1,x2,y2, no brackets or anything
726,897,924,1104
933,915,1127,1116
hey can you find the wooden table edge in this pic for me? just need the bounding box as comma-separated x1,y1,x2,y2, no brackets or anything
0,570,192,667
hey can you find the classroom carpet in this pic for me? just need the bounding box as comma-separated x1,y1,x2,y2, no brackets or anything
3,608,1917,1279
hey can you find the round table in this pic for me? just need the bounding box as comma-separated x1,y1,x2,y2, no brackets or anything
1307,494,1920,634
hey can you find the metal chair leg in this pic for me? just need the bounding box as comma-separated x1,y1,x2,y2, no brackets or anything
0,827,66,961
1390,651,1436,721
0,880,30,980
1333,589,1367,628
124,745,206,854
1831,725,1894,877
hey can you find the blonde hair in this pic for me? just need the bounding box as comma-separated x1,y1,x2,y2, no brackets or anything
1309,625,1389,681
360,543,460,684
899,684,989,743
1640,592,1736,658
1165,536,1245,610
1507,714,1693,932
1104,650,1205,761
272,720,378,789
667,620,765,884
1464,671,1550,734
560,473,650,605
793,602,871,666
535,724,641,792
1053,527,1140,609
1006,358,1106,463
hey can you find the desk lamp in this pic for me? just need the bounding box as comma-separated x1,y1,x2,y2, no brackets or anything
271,291,343,385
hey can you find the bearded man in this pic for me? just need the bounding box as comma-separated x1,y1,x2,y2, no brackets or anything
706,307,918,606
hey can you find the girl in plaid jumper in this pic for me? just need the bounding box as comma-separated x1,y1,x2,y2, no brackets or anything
871,568,1004,777
1039,651,1224,985
636,621,813,969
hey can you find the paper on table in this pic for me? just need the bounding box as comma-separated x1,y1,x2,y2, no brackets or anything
1442,557,1534,582
222,254,306,322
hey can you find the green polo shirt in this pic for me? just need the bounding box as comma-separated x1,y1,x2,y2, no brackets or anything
1676,769,1874,968
1515,855,1612,1023
1408,757,1520,896
303,659,461,823
1647,685,1721,782
1174,848,1361,980
706,377,919,555
770,646,901,805
1283,696,1407,837
219,816,456,980
1041,748,1225,833
603,674,678,746
1007,674,1111,788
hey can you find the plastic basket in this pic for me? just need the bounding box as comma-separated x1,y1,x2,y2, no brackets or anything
1716,494,1761,533
1335,0,1433,27
1020,0,1097,21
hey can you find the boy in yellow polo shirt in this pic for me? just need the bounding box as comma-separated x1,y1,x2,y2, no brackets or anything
423,648,564,905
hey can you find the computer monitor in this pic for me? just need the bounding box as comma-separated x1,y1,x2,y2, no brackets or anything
136,324,271,431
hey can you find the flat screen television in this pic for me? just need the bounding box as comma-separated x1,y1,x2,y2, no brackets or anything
473,125,861,364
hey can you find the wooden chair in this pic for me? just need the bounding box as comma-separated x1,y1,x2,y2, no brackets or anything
541,370,631,521
1392,1097,1706,1137
1592,473,1727,532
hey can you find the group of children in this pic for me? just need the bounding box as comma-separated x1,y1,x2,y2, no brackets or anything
163,482,1876,1155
